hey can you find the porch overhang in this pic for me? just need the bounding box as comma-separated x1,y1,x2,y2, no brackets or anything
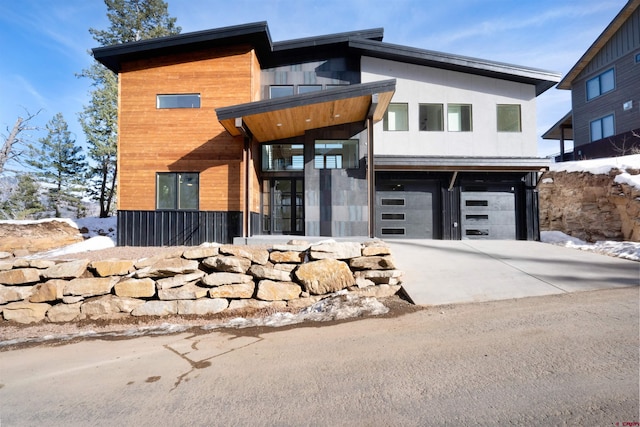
216,79,396,142
375,156,550,172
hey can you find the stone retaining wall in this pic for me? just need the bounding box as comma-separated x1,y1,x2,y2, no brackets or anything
0,240,403,324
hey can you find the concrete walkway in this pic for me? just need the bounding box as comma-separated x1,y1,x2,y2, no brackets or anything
387,239,639,306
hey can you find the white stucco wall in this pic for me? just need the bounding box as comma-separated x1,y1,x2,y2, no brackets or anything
361,57,539,157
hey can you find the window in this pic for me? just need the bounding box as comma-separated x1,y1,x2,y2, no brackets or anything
419,104,444,131
269,86,294,99
262,144,304,171
636,53,640,63
586,68,615,100
156,173,199,210
590,114,614,141
497,104,522,132
383,103,409,131
157,94,200,109
298,85,322,94
314,140,359,169
448,104,472,131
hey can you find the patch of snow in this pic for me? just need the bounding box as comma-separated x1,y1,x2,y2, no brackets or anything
541,178,553,184
549,154,640,190
28,236,115,259
0,217,78,228
74,216,117,239
541,231,640,262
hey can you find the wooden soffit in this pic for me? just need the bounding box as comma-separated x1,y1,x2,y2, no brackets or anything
216,79,395,142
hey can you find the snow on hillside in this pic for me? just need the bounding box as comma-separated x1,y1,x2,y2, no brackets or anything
550,154,640,190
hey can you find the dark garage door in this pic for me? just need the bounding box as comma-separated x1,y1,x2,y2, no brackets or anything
375,180,439,238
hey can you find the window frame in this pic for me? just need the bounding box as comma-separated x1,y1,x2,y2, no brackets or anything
586,68,615,101
447,104,473,132
269,85,294,99
496,104,522,132
589,113,615,142
261,144,305,171
314,139,359,170
383,103,409,131
297,85,322,94
156,94,201,109
156,172,199,211
419,103,444,132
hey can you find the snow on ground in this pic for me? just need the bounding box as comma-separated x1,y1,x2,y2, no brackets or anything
541,231,640,262
550,154,640,190
28,236,115,259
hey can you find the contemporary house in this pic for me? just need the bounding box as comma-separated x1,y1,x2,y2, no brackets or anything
543,0,640,161
93,22,560,246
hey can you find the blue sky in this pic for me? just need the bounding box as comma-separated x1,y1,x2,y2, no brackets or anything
0,0,628,162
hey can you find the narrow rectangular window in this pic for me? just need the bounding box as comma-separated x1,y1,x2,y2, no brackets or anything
298,85,322,94
419,104,444,131
497,104,522,132
157,94,200,109
156,172,199,210
269,86,294,99
382,213,405,220
261,144,304,171
381,198,405,206
590,114,615,142
448,104,472,132
314,140,358,169
586,68,615,100
381,228,405,235
383,103,409,131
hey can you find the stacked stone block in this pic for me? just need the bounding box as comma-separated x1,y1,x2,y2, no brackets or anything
0,240,403,324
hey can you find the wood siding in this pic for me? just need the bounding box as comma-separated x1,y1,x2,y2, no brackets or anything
118,45,259,211
572,7,640,146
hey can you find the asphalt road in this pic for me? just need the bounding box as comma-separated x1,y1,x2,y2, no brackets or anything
1,287,638,426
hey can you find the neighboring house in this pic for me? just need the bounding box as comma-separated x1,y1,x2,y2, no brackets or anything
93,22,560,246
543,0,640,161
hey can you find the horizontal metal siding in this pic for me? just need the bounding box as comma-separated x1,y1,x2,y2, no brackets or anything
117,210,242,246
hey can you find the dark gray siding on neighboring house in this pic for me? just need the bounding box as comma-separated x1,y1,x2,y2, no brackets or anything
572,6,640,147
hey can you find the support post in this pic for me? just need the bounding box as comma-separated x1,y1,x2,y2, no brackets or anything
367,117,375,238
243,136,251,239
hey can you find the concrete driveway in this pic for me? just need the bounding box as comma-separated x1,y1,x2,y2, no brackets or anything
387,239,639,306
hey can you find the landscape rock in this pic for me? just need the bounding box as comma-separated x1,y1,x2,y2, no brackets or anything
203,255,251,273
269,251,305,264
177,299,228,315
295,259,355,295
286,295,324,310
201,272,253,287
90,259,134,277
28,260,57,269
81,295,145,318
29,280,66,302
131,301,178,316
2,301,51,324
64,277,119,297
135,258,199,278
208,282,255,299
134,250,185,269
362,242,391,256
0,251,12,259
114,278,156,298
158,282,208,300
355,269,403,285
349,255,396,270
0,220,83,253
0,268,41,285
219,245,269,265
0,284,34,305
228,299,287,311
47,302,82,322
256,280,302,301
248,265,292,282
0,260,14,271
156,271,205,290
43,259,90,280
309,242,362,260
349,284,401,299
182,244,220,260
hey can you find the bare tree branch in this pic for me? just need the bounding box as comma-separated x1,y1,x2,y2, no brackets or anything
1,110,41,176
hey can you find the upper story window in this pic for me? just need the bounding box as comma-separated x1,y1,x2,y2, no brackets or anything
383,103,409,131
590,114,614,142
262,144,304,171
314,140,359,169
419,104,444,131
156,172,199,210
586,68,615,101
497,104,522,132
298,85,322,94
157,94,200,109
448,104,472,132
270,86,294,99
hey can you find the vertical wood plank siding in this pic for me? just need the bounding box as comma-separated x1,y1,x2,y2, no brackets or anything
117,210,242,246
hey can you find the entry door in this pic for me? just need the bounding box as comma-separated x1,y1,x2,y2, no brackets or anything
271,179,304,235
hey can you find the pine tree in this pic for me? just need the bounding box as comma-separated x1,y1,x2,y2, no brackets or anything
27,113,87,218
79,0,181,218
0,174,45,220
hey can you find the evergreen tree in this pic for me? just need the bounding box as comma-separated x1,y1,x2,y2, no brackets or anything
79,0,180,218
0,174,45,220
27,113,87,218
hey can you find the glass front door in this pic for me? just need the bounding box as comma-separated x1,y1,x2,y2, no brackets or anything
264,179,304,235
